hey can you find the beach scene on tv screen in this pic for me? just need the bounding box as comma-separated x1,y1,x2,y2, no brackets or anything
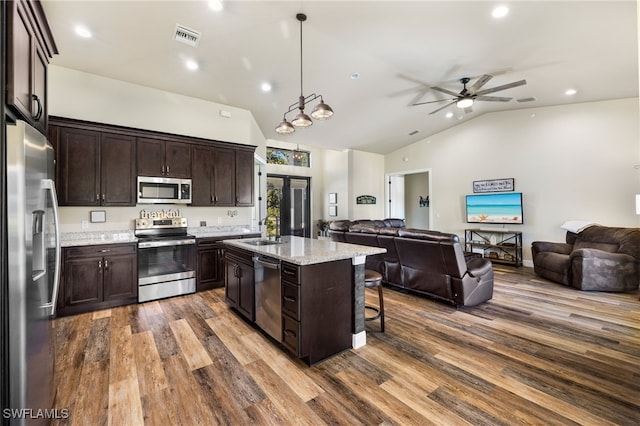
467,193,523,224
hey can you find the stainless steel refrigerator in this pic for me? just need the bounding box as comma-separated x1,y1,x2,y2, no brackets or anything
6,120,61,424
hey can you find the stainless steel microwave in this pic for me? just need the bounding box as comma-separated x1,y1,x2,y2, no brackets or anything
137,176,192,204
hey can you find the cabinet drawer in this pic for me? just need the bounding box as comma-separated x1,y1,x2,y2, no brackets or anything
197,238,225,248
282,282,300,320
281,262,300,284
282,314,301,356
64,243,136,259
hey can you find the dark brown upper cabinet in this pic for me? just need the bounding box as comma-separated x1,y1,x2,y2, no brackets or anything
191,145,254,207
6,0,58,134
56,126,136,206
137,138,191,178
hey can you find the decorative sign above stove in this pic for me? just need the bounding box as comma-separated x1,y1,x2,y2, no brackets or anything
139,208,182,219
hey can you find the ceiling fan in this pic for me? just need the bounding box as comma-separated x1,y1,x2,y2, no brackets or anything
413,74,527,115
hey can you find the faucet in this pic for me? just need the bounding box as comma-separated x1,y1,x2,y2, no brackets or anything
262,214,281,241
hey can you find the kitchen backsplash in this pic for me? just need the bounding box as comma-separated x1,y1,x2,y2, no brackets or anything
59,206,257,233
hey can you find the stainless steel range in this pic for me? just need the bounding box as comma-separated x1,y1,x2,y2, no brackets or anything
135,211,196,302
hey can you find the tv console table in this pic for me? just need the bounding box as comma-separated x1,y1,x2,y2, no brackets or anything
464,229,523,267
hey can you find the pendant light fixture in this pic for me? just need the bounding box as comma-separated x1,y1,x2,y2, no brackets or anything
275,13,334,135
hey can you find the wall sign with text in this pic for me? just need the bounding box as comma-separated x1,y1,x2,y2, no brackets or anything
472,178,514,193
356,195,377,204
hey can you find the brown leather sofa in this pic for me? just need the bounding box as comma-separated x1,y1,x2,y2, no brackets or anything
531,225,640,291
329,219,494,306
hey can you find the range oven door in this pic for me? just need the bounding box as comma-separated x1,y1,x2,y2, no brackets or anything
137,237,196,302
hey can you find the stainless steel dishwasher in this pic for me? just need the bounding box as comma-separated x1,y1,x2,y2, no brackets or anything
253,255,282,341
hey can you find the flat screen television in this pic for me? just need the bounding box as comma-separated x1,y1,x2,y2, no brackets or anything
466,192,523,224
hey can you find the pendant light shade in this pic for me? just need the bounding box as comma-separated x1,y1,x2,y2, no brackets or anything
311,99,334,120
275,13,333,135
275,118,295,134
292,111,313,127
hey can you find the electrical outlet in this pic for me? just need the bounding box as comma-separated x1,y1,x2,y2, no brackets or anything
81,220,89,229
200,221,206,227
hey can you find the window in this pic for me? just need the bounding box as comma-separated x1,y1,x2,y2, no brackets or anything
266,147,310,167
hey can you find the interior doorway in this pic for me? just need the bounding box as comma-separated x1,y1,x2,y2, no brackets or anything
386,169,432,229
266,175,311,238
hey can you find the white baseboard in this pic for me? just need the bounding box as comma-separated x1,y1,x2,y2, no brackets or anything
352,331,366,349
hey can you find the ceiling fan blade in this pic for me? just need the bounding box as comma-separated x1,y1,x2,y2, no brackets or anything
475,79,527,96
468,75,493,94
429,101,457,115
431,86,461,97
475,95,512,102
413,98,456,106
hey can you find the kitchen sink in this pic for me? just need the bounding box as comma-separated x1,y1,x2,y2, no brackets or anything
244,239,283,246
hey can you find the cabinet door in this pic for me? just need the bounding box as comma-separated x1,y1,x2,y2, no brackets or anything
213,147,235,206
237,261,255,321
6,0,35,122
197,247,226,291
103,253,138,301
32,42,48,134
137,138,165,177
101,133,136,206
58,128,101,206
165,141,192,178
191,145,215,206
64,257,103,307
235,150,254,206
225,261,239,307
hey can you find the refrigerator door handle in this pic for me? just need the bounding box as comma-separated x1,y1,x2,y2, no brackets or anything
41,179,61,316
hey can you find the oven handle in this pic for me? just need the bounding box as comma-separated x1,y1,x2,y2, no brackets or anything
138,239,196,248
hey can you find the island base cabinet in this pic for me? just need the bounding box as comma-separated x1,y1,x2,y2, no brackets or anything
281,259,353,365
224,248,255,322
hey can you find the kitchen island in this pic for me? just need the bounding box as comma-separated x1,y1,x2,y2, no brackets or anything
223,235,385,365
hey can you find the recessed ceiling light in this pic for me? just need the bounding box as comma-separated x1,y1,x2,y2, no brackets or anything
445,112,454,118
185,60,199,71
350,72,360,80
74,25,92,38
565,88,577,96
492,6,509,19
261,82,272,92
209,0,224,12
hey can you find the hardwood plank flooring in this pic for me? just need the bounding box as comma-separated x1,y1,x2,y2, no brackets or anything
52,266,640,425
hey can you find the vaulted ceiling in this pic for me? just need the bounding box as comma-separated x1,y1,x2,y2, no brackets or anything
42,1,639,154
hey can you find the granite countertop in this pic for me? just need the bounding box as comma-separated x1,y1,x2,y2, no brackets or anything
223,235,386,266
60,230,137,247
60,226,260,247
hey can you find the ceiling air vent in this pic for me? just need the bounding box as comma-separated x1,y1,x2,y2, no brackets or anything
408,129,420,136
173,24,201,47
517,97,537,103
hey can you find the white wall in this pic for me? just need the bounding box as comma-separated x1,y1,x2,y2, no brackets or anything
321,149,349,220
405,172,430,229
49,66,268,232
386,98,640,264
349,150,386,219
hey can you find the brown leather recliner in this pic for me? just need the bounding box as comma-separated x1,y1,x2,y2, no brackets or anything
532,225,640,291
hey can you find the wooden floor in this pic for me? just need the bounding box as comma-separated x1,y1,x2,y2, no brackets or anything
52,266,640,425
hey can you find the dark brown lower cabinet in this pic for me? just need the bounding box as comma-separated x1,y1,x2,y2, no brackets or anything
197,238,226,291
224,247,255,321
281,259,353,365
58,243,137,316
197,234,261,291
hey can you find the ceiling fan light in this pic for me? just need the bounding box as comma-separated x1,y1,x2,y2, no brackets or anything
292,111,313,127
456,97,474,109
275,119,295,134
311,100,334,120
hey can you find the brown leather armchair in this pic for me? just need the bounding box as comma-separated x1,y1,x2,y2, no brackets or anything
532,225,640,291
